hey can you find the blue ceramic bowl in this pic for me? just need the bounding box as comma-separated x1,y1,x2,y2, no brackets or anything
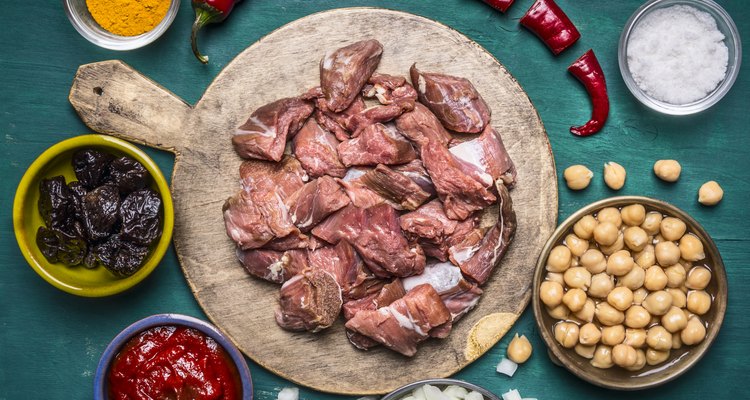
94,314,253,399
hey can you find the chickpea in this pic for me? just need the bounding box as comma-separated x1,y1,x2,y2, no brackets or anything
507,333,533,363
564,234,588,257
644,265,668,291
600,233,625,256
596,302,625,326
646,326,673,351
612,344,638,368
681,316,707,345
653,160,682,182
633,288,649,305
655,241,681,266
607,287,634,311
591,345,614,369
624,226,649,252
619,266,646,291
546,272,565,285
597,207,622,228
641,212,663,236
575,343,596,359
625,305,651,329
661,306,688,333
546,304,570,319
574,298,596,323
672,332,683,350
589,273,615,298
554,322,580,348
679,234,705,262
686,266,712,290
679,259,693,271
643,290,673,316
635,244,656,268
606,250,634,276
698,181,723,206
601,325,626,346
664,264,686,288
593,222,619,246
660,217,687,242
687,290,712,315
646,348,670,366
564,165,594,190
624,328,647,348
653,234,666,244
666,288,687,308
546,245,572,272
579,322,602,345
580,249,607,274
603,162,626,190
620,204,645,226
539,281,564,307
562,288,588,312
564,267,592,290
625,349,647,371
574,215,597,240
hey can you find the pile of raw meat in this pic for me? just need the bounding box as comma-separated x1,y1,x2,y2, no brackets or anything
223,39,517,357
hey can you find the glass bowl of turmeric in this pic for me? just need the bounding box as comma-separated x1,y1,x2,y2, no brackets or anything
64,0,180,51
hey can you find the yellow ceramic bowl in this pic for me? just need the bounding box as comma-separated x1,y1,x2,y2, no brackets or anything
13,134,174,297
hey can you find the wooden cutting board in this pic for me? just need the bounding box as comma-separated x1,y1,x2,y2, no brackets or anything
69,8,557,395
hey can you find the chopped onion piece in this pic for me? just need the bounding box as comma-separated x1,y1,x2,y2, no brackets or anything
278,387,299,400
502,389,522,400
496,357,519,377
414,386,428,400
443,385,469,399
424,384,452,400
464,391,484,400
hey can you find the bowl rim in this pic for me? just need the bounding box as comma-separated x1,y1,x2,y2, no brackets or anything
617,0,742,115
381,378,501,400
93,313,253,400
12,134,175,297
532,196,728,390
62,0,181,51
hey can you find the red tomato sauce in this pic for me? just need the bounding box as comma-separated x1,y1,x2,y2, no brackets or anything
108,325,241,400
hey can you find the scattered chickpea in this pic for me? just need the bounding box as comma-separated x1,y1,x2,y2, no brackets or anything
564,234,589,257
625,305,651,329
507,333,533,363
612,344,638,368
597,207,622,228
641,212,663,236
539,281,564,307
574,215,598,240
624,328,647,348
643,290,673,316
687,290,712,315
681,316,707,345
686,266,712,290
555,322,580,348
606,250,635,276
664,264,686,288
564,267,592,290
624,349,647,371
589,273,615,298
624,226,649,252
591,345,614,369
679,234,705,262
621,204,646,226
698,181,723,206
593,222,619,246
646,348,670,366
655,241,681,266
603,162,626,190
564,165,594,190
580,249,607,274
661,306,688,333
653,160,682,182
574,298,596,323
601,325,626,346
660,217,687,241
579,322,602,346
547,245,572,272
595,302,625,326
575,343,596,359
644,265,668,291
562,288,588,312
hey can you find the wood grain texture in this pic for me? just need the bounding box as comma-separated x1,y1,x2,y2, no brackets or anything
67,8,557,394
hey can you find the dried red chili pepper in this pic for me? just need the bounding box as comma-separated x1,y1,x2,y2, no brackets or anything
568,49,609,137
191,0,243,64
520,0,580,55
481,0,515,12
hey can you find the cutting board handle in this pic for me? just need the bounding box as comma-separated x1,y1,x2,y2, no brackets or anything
69,60,192,154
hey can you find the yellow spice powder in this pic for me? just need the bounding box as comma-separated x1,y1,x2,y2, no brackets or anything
86,0,170,37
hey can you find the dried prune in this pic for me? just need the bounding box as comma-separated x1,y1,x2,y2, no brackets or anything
92,234,122,269
94,235,148,277
39,176,76,229
82,250,99,269
36,226,87,265
81,185,121,241
72,149,114,189
105,157,150,194
120,188,162,245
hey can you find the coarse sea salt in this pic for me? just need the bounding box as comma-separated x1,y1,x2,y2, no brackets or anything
627,5,728,105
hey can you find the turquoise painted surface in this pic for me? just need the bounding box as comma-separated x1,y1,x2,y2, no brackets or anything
1,0,748,398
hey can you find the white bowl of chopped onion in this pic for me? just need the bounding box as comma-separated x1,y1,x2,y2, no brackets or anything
381,379,536,400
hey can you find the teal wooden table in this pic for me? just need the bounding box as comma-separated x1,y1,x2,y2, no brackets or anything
1,1,748,399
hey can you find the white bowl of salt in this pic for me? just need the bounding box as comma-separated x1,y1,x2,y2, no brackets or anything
618,0,741,115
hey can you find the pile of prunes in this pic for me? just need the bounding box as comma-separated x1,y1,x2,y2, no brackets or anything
36,148,163,277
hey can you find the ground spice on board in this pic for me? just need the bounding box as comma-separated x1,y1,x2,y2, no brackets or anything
86,0,170,36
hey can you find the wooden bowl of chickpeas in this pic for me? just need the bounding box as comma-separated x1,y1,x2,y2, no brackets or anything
532,196,727,390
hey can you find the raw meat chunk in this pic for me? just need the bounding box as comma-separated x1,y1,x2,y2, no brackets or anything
449,124,517,188
345,284,451,356
395,103,453,150
292,118,347,178
359,164,432,210
400,200,478,261
320,39,383,112
335,168,387,209
362,73,418,110
222,186,296,250
276,269,342,332
402,262,483,322
342,279,406,320
233,97,313,161
307,241,382,302
236,248,308,283
239,155,307,199
285,176,350,232
392,159,436,196
338,123,416,167
410,64,491,133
